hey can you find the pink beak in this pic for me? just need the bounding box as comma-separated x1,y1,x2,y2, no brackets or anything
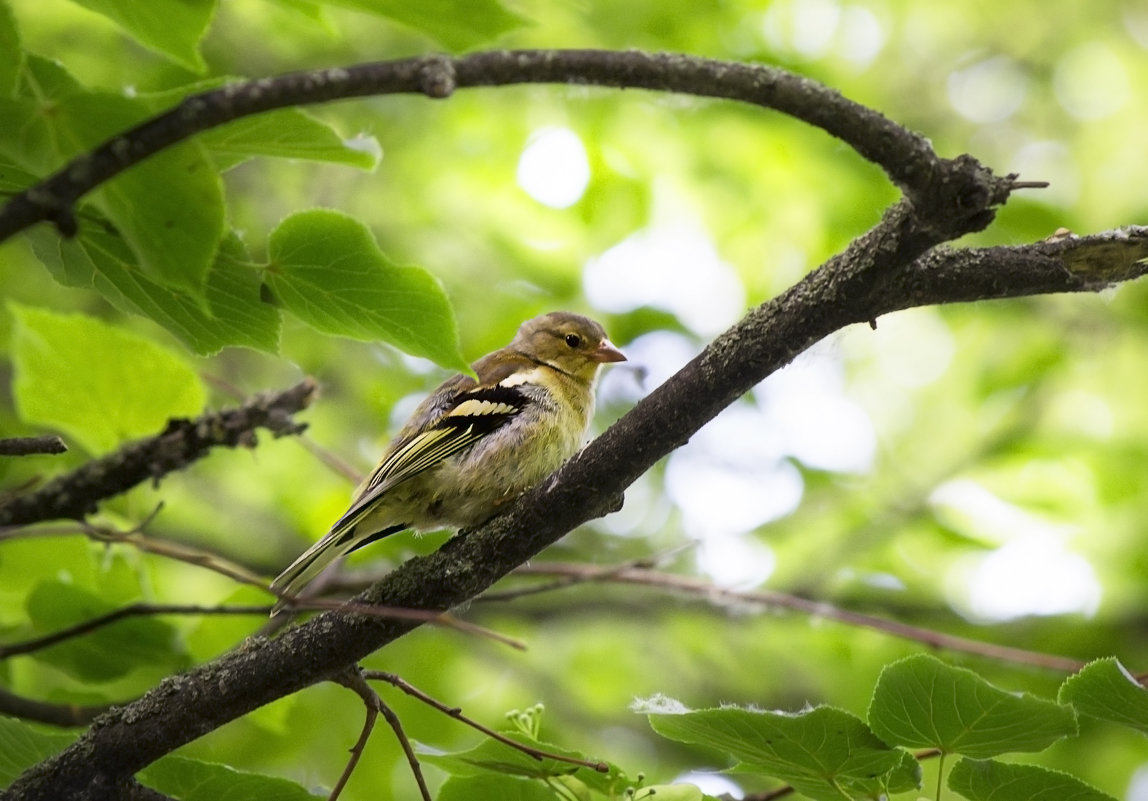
591,339,627,363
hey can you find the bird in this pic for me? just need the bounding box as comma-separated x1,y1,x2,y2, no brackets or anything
270,311,626,612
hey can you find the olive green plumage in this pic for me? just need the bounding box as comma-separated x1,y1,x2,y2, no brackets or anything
270,312,625,612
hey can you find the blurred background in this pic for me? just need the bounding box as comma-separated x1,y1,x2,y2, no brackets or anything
2,0,1148,798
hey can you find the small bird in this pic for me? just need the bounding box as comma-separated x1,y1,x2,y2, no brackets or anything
271,311,625,612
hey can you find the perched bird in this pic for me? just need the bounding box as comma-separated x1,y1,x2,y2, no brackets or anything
271,311,625,611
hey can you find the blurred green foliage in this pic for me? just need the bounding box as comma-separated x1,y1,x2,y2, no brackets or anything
2,0,1148,799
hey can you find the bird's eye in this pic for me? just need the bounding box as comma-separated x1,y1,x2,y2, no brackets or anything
564,333,582,348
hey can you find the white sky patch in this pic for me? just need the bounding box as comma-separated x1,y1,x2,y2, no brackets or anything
860,309,955,389
947,56,1029,123
955,536,1101,622
1127,765,1148,801
666,452,803,540
839,309,955,436
388,392,428,431
516,127,590,209
932,479,1067,546
762,0,841,58
840,305,955,385
344,133,382,165
1053,41,1131,120
1125,6,1148,49
674,773,744,799
1008,140,1079,207
690,401,790,467
933,479,1102,622
596,471,673,538
838,5,885,67
756,356,876,474
1048,390,1114,441
583,223,746,337
696,534,777,588
597,330,702,405
664,403,804,560
762,0,885,65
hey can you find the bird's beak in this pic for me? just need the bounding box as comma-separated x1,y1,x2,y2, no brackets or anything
592,339,627,363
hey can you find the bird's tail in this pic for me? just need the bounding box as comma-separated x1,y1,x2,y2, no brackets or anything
269,526,361,615
269,521,407,615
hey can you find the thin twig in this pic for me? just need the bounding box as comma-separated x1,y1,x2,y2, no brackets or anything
295,436,364,485
0,436,67,456
375,697,431,801
481,550,683,603
0,379,317,528
365,670,609,774
82,518,270,589
332,668,431,801
0,521,90,542
0,687,111,727
0,604,271,659
274,598,527,651
0,516,274,589
504,563,1088,674
201,373,362,483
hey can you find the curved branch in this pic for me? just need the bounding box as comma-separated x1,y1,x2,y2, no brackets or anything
500,562,1087,673
5,212,1145,800
0,605,270,660
2,50,1006,244
0,379,317,528
3,42,1147,801
0,688,110,728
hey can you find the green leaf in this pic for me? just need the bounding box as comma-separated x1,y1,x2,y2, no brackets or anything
0,154,37,193
0,717,77,786
0,0,22,97
28,223,280,355
9,304,206,453
421,733,596,781
421,731,630,799
316,0,527,51
72,96,224,294
140,755,326,801
136,80,380,172
868,654,1077,758
948,758,1118,801
436,774,557,801
1058,657,1148,737
24,581,188,682
269,0,334,25
641,786,712,801
646,702,920,801
64,0,216,72
266,209,467,370
197,109,381,172
8,58,224,292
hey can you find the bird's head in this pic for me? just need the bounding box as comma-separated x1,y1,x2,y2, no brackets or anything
514,311,626,382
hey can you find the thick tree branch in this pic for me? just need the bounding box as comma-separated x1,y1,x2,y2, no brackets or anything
5,217,1145,800
2,50,1011,244
4,46,1148,801
0,379,316,528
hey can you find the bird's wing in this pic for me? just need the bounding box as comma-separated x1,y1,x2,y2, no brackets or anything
327,381,528,535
